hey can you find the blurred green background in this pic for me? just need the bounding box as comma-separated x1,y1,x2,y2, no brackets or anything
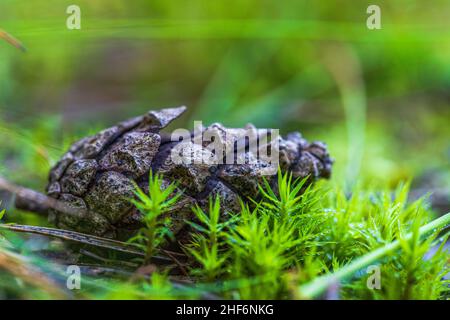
0,0,449,212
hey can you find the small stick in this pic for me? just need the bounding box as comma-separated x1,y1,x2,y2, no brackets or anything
0,176,86,218
162,249,190,277
79,249,140,268
0,223,145,256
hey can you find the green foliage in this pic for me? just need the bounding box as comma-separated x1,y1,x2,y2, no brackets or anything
342,225,450,300
183,171,449,300
0,170,448,300
317,182,429,264
128,171,182,263
186,197,235,281
257,169,311,218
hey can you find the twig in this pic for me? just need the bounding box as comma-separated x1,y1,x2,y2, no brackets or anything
0,175,87,218
79,249,140,268
162,249,190,277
